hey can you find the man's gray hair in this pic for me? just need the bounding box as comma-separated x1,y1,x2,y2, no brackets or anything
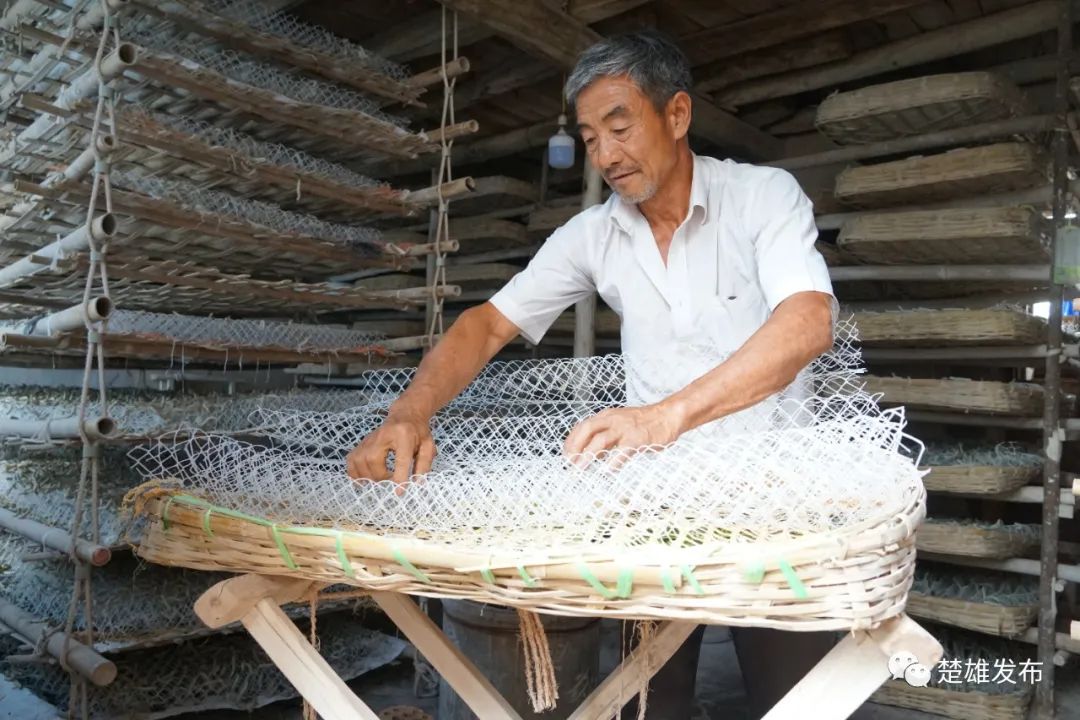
565,31,692,113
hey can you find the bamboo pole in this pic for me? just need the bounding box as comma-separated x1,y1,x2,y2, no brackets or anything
861,345,1058,362
918,552,1080,584
425,119,480,144
0,214,116,287
574,162,602,357
719,1,1069,107
1036,4,1072,714
0,43,136,167
21,296,112,336
0,416,116,441
830,265,1050,282
0,597,116,686
774,114,1061,171
0,507,112,567
406,176,476,205
408,57,472,87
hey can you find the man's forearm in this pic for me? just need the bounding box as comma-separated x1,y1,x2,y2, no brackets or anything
661,292,835,435
389,303,517,420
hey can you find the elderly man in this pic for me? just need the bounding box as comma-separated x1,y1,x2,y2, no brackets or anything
348,30,837,720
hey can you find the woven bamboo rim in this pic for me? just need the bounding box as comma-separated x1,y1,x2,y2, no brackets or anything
835,143,1049,209
862,376,1046,416
906,592,1037,638
126,485,925,631
853,308,1046,347
838,207,1046,265
916,521,1040,559
923,465,1039,495
815,72,1033,145
873,680,1032,720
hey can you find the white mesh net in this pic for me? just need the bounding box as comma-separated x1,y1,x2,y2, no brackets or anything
111,169,385,249
204,0,409,81
125,25,408,127
133,109,388,192
129,320,927,558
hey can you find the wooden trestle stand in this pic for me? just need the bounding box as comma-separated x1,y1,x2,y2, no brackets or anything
195,573,943,720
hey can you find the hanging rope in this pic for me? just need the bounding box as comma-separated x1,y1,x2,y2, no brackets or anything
425,5,458,346
58,2,119,717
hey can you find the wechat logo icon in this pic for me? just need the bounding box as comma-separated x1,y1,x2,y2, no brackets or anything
888,651,931,688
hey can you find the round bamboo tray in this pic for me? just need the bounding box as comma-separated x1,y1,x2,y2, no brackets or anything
905,592,1037,638
852,308,1046,347
862,376,1047,416
922,465,1039,495
815,72,1033,145
838,206,1046,266
873,680,1031,720
126,486,925,632
834,142,1049,209
915,520,1040,559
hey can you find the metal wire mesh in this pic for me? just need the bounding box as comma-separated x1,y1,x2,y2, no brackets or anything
204,0,409,81
0,385,373,439
912,564,1039,607
0,446,138,546
105,309,387,352
111,168,385,248
132,108,389,192
125,24,408,127
0,613,407,719
922,442,1043,467
129,320,928,557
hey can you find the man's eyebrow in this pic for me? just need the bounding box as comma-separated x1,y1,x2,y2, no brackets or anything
578,104,632,133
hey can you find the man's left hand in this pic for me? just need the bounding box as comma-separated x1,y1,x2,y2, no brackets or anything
563,404,684,467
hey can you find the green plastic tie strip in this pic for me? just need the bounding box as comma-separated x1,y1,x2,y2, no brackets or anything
161,496,175,530
516,565,538,588
576,563,617,600
743,561,766,584
660,566,677,594
480,569,496,584
615,568,633,599
391,548,431,584
680,565,705,595
778,559,808,600
201,508,215,538
269,525,298,570
336,532,355,578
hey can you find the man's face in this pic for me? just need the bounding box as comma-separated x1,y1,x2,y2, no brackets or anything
575,75,677,204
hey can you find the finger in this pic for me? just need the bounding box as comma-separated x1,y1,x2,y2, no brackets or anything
414,436,437,476
391,433,419,489
580,431,616,462
349,439,392,482
564,417,603,458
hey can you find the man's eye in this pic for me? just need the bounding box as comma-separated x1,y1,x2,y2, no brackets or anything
583,137,597,147
613,127,630,136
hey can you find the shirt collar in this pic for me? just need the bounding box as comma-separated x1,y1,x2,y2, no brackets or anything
608,152,711,234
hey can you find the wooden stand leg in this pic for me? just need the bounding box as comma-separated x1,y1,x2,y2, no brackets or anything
566,621,699,720
370,592,525,720
761,614,943,720
195,574,380,720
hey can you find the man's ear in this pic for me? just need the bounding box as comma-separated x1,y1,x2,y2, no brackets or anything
666,91,692,141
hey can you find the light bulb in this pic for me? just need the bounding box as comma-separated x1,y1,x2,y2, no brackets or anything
547,113,574,169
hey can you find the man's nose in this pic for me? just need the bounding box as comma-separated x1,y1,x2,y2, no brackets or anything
594,135,622,169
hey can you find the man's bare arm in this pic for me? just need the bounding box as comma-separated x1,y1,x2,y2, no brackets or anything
564,291,835,458
346,302,521,484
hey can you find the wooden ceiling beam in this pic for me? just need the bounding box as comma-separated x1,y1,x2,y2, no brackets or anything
437,0,782,159
680,0,932,66
717,0,1066,108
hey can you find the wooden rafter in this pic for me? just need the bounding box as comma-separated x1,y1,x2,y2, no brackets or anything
436,0,782,160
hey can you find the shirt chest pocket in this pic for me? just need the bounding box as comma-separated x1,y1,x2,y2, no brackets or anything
697,281,769,352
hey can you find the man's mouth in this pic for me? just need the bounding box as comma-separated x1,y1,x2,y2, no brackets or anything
608,170,639,183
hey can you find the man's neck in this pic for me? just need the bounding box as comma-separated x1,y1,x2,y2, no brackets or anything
638,144,694,228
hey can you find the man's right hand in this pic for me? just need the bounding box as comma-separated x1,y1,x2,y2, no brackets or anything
345,407,437,490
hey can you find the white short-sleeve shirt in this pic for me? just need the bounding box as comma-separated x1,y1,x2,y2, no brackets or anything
489,154,835,364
